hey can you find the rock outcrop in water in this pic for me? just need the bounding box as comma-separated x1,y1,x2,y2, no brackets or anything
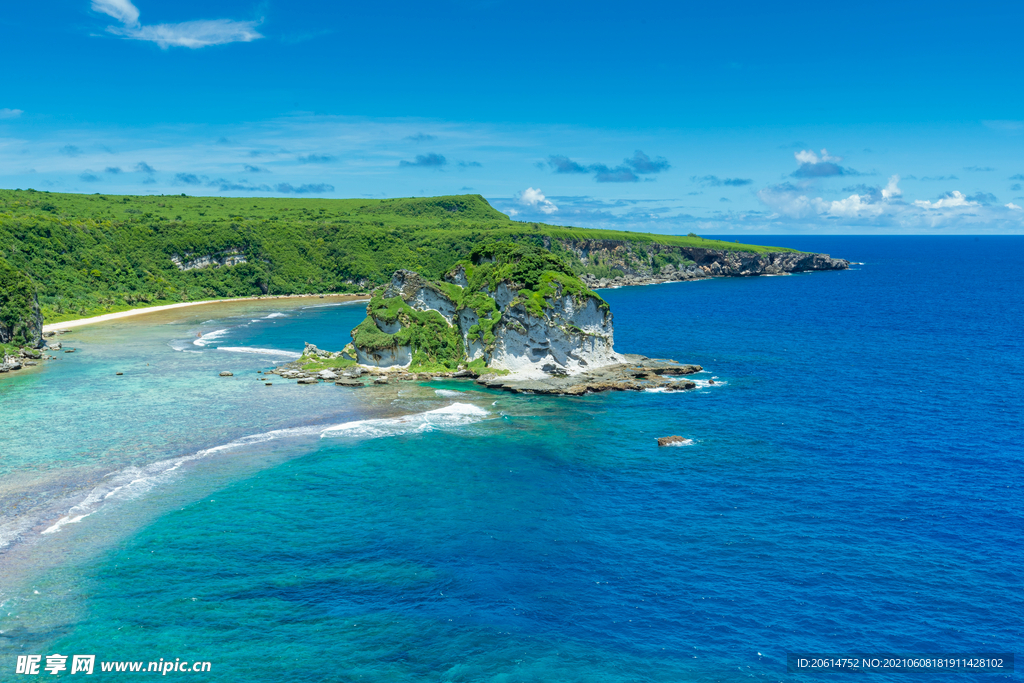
277,240,847,394
476,355,702,395
347,243,623,377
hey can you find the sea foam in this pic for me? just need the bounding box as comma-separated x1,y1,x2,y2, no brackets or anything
33,403,490,539
193,328,230,347
321,403,489,440
217,346,301,358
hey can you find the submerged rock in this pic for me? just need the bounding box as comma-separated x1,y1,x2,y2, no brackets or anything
303,342,331,358
653,365,702,376
475,356,703,396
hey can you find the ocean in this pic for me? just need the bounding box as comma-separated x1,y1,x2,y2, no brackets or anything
0,236,1020,681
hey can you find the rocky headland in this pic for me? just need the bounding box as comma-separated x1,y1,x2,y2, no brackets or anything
265,242,740,395
558,239,850,288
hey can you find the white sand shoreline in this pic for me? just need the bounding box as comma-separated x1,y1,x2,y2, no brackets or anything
42,293,370,332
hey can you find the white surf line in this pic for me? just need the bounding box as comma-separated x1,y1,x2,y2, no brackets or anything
216,347,301,358
32,403,490,541
42,295,369,332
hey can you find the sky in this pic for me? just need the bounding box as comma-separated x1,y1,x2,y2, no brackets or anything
2,0,1023,234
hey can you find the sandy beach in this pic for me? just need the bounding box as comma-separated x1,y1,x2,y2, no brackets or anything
41,293,371,332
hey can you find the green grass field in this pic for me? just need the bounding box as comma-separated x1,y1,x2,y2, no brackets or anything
0,189,799,326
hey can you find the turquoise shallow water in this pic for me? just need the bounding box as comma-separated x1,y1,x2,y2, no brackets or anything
0,237,1020,681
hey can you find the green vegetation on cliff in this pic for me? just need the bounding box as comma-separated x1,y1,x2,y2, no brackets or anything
354,294,466,371
348,242,608,372
463,242,607,318
0,256,41,351
0,188,799,327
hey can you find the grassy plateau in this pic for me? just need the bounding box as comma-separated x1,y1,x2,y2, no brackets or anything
0,189,799,336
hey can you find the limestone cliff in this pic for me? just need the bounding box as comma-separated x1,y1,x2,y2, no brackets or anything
0,258,44,350
346,243,622,376
548,237,849,287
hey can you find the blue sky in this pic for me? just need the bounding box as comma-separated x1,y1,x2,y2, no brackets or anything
2,0,1023,233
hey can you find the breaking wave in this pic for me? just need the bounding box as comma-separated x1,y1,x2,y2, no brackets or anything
32,403,490,541
217,347,301,358
321,403,489,440
193,329,230,347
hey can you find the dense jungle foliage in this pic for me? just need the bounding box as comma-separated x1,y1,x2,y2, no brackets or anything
0,189,795,326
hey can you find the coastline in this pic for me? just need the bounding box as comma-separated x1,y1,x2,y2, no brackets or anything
41,292,370,332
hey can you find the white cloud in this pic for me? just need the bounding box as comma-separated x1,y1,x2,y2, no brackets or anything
881,174,902,199
111,19,263,49
516,187,558,214
913,191,977,209
0,108,23,119
794,148,841,165
826,175,902,218
752,174,1024,231
92,0,139,25
759,175,904,220
825,193,884,218
756,184,820,219
92,0,262,49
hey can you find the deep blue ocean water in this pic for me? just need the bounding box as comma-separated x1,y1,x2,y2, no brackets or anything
0,237,1020,681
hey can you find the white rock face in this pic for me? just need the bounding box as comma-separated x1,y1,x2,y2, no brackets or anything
170,250,246,271
383,270,457,323
410,287,457,324
373,316,402,334
456,307,486,362
491,282,517,310
446,266,469,288
355,344,412,368
481,293,623,377
350,268,623,376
